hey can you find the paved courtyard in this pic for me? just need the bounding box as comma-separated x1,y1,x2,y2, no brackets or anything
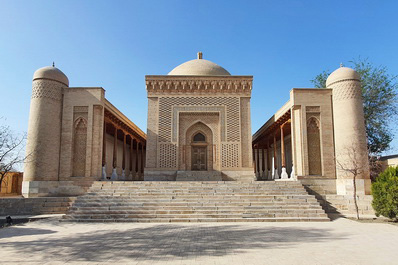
0,217,397,265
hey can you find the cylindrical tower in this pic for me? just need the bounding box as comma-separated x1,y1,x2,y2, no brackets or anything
326,66,370,195
23,66,69,193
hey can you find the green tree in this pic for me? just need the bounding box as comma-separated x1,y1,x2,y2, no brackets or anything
311,58,398,155
371,166,398,220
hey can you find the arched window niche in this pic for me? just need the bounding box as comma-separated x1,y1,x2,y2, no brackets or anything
307,117,322,175
72,117,87,177
193,132,206,142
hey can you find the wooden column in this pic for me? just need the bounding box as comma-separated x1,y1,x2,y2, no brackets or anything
252,146,256,173
267,139,271,171
261,147,265,173
281,125,286,168
135,141,139,174
122,132,126,171
129,136,133,173
256,146,260,173
102,122,106,167
273,133,277,170
140,143,144,174
113,127,118,169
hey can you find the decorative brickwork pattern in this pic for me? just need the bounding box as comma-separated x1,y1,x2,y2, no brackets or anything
146,77,253,94
179,112,220,147
307,116,322,175
158,96,240,142
306,106,321,113
32,81,63,101
331,81,362,101
158,142,177,168
72,118,87,177
172,106,225,142
221,142,240,168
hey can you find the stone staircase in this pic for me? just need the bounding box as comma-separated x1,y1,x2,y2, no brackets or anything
62,181,329,222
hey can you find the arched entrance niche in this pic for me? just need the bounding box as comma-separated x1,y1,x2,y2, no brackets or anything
307,116,322,175
185,122,213,171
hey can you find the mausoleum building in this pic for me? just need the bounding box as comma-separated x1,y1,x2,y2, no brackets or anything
145,52,254,181
21,53,373,218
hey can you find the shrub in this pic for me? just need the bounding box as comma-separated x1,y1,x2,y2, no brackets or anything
371,166,398,220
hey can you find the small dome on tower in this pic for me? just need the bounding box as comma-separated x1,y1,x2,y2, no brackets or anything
33,65,69,86
326,66,360,87
168,52,231,76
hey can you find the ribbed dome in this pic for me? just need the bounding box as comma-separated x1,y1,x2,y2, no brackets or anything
33,66,69,86
326,66,360,87
168,54,230,76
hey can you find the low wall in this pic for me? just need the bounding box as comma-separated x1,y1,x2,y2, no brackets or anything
0,197,75,216
22,180,94,197
300,178,375,217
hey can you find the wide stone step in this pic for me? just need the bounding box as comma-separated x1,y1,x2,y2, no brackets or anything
69,209,326,215
72,201,319,207
62,217,329,223
79,194,315,198
92,186,306,189
66,212,328,219
77,194,316,199
71,202,322,208
70,204,322,211
88,192,308,196
91,186,306,190
90,185,306,188
81,199,315,203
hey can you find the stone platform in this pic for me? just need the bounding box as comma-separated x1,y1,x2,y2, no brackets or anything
62,181,329,222
176,171,222,181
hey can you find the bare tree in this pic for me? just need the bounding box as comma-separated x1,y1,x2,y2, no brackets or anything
336,144,369,220
0,120,26,193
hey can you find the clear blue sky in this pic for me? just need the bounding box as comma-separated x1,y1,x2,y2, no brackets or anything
1,0,397,154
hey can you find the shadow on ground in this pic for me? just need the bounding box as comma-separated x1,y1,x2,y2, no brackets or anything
0,226,56,238
0,222,346,261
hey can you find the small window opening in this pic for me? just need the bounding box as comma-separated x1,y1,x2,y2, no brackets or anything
193,132,206,142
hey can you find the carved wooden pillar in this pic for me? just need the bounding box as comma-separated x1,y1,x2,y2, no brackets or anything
129,136,133,179
256,146,260,176
121,131,126,180
102,122,107,179
261,147,265,174
281,125,286,168
281,124,289,179
135,141,139,176
140,143,144,175
112,128,117,168
252,145,256,173
267,139,271,178
111,127,118,180
273,133,279,179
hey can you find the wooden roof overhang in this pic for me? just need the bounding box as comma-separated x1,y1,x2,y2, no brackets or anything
252,109,291,148
104,99,146,144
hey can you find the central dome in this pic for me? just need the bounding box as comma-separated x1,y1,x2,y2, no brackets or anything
168,52,231,76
